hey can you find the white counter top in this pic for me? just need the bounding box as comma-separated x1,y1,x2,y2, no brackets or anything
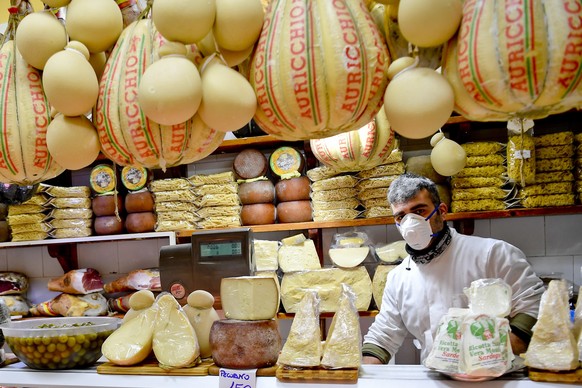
0,361,567,388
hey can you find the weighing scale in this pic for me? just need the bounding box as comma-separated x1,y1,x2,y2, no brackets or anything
159,228,253,305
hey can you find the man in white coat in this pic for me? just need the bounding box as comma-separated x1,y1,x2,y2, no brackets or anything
362,173,545,364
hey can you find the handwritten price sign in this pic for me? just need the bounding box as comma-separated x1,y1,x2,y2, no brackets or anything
218,368,257,388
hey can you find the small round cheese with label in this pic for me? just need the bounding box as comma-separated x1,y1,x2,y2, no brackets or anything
121,166,148,191
90,164,116,194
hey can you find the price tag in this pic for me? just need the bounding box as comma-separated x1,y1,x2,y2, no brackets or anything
218,368,257,388
513,149,531,159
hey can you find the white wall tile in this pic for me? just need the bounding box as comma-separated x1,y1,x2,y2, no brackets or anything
5,246,44,277
116,239,160,273
470,219,491,238
78,242,119,275
527,256,575,284
41,247,66,277
27,278,60,305
490,216,545,256
574,256,582,289
545,214,582,256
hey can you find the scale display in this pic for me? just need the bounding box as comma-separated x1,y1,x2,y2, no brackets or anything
199,240,242,257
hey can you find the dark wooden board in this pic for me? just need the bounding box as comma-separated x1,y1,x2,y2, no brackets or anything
97,359,213,376
208,364,278,376
276,366,358,384
528,367,582,383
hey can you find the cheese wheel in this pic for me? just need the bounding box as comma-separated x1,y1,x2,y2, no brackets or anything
0,220,9,242
125,212,156,233
233,149,268,179
0,203,7,220
241,203,276,225
90,164,117,194
209,319,281,369
94,215,124,235
121,166,149,191
276,201,312,223
275,176,310,202
125,191,155,213
92,195,124,216
269,146,304,177
238,180,275,204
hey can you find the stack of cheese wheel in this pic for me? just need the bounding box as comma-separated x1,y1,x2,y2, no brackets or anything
43,184,93,239
516,132,577,209
449,142,509,213
90,164,124,236
209,275,282,369
309,173,360,222
235,149,276,226
575,133,582,203
122,166,156,233
189,171,241,229
271,147,311,223
0,204,8,242
151,178,197,232
356,145,405,218
6,194,50,242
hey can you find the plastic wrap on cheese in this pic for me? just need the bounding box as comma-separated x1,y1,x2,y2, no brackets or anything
277,290,322,367
281,267,372,313
574,286,582,361
524,280,579,371
321,284,362,369
375,240,407,264
463,278,512,317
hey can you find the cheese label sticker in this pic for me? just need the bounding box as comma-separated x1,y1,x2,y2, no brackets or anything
218,368,257,388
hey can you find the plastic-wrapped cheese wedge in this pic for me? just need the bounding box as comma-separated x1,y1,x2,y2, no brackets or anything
321,284,362,369
277,290,322,367
101,305,157,366
329,247,370,268
220,275,280,320
375,240,407,263
524,280,579,371
153,294,200,368
464,278,511,317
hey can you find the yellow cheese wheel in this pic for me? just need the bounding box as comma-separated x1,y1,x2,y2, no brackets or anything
238,181,275,205
15,10,67,70
276,200,312,223
241,203,276,225
275,177,311,202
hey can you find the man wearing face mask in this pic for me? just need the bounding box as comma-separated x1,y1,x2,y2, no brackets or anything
362,173,544,365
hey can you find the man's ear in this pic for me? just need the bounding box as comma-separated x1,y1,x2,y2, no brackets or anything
438,202,448,217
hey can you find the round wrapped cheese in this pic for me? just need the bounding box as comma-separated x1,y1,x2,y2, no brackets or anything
241,203,276,225
238,180,275,204
276,200,312,223
233,149,268,179
275,176,311,202
209,319,281,369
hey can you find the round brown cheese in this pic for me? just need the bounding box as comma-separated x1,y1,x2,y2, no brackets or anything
238,180,275,204
125,190,155,213
0,220,10,242
92,195,124,216
125,212,156,233
277,200,312,223
269,146,304,177
233,149,268,179
275,176,311,202
209,319,281,369
241,203,276,225
94,215,124,235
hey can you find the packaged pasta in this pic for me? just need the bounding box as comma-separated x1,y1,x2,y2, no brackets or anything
149,178,191,192
188,171,235,186
311,175,359,191
533,131,574,147
507,119,535,186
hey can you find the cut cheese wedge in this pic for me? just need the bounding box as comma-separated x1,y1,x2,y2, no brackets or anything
252,239,279,271
278,239,321,272
153,294,200,368
277,291,322,367
281,233,307,246
221,275,280,320
329,247,370,268
102,306,157,366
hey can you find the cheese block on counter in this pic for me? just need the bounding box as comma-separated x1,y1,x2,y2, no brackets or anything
252,240,279,271
277,291,321,367
209,319,281,369
278,239,321,273
281,267,372,313
220,276,280,320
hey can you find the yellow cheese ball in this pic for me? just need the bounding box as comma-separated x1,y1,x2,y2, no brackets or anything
214,0,265,51
43,0,71,7
198,58,257,132
65,0,123,53
46,115,101,170
383,67,454,139
152,0,216,44
14,11,67,70
398,0,462,48
138,54,202,126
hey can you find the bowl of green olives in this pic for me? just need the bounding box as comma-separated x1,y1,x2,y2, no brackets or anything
0,316,120,370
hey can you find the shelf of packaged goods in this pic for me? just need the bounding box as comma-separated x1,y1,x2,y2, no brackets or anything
0,232,176,273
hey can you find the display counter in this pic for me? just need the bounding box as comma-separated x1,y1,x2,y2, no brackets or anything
0,361,566,388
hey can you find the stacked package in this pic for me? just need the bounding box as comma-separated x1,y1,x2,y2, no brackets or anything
519,131,576,208
235,149,276,225
357,147,405,218
122,166,156,234
90,164,124,236
43,185,93,239
190,171,241,229
576,133,582,203
308,170,360,222
151,178,198,232
451,142,510,213
6,193,49,242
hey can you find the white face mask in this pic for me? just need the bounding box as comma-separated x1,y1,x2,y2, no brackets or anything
396,207,438,250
